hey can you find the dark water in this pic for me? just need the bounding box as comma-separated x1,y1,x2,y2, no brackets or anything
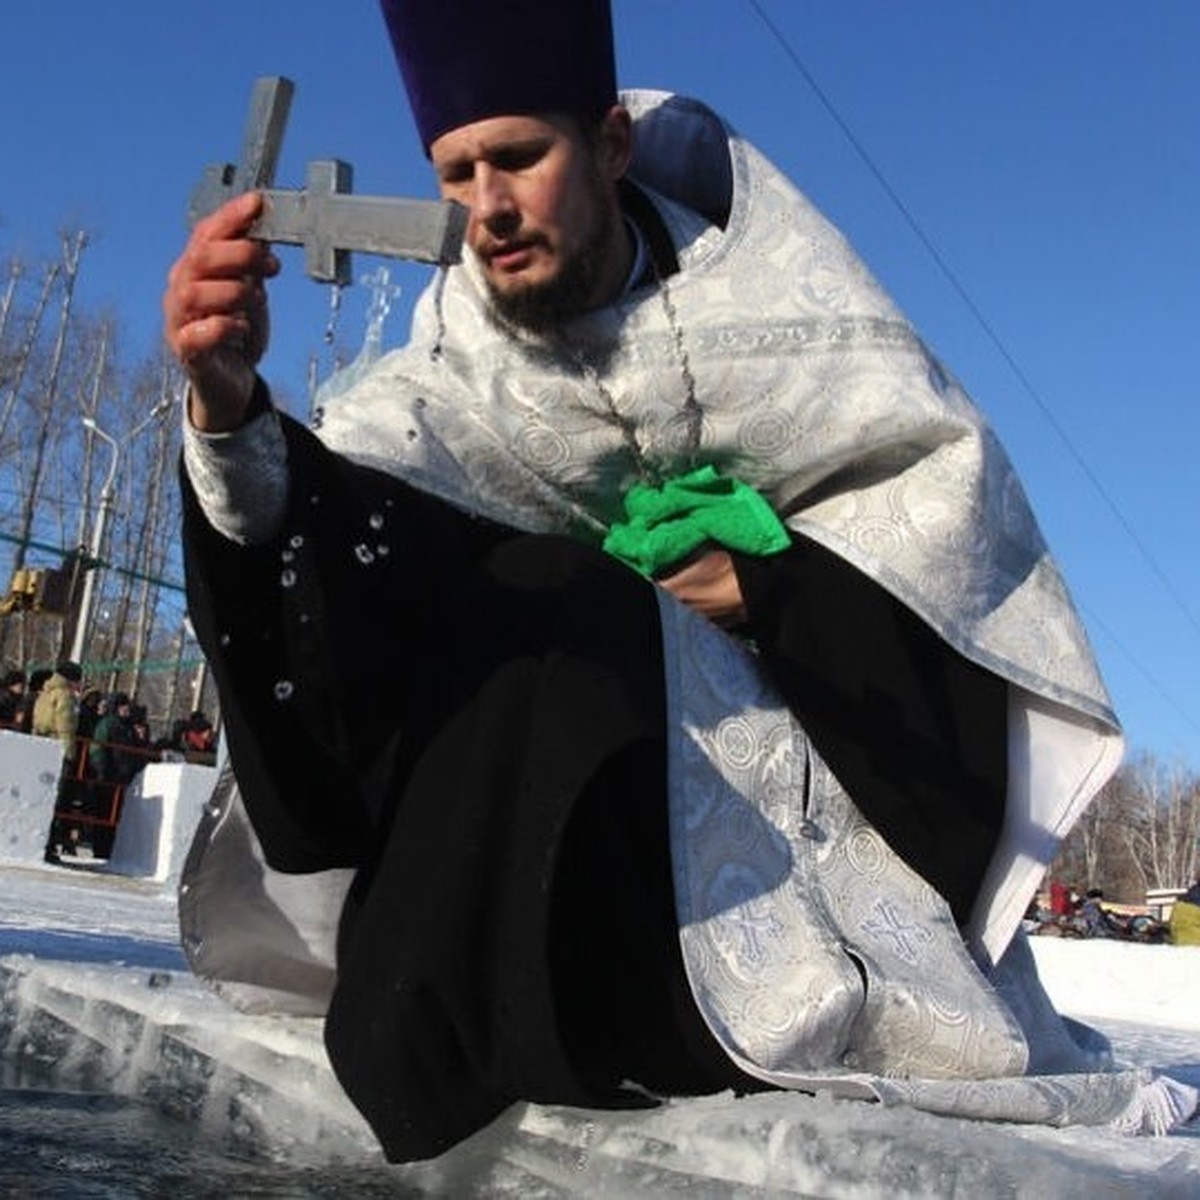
0,1090,417,1199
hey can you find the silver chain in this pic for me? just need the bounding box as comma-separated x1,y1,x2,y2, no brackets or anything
553,267,703,487
431,226,705,487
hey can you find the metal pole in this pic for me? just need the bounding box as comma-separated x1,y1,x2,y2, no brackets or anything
69,420,118,666
68,400,171,667
190,657,209,716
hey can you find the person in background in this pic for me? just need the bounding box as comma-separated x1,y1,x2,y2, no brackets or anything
129,703,156,769
1169,880,1200,947
1079,888,1124,939
33,660,84,862
181,709,217,765
86,693,147,860
18,667,52,734
76,688,104,746
0,669,27,730
153,716,191,762
32,661,83,763
88,693,141,789
1048,879,1073,919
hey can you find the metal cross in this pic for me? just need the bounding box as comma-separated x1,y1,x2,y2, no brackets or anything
188,76,466,285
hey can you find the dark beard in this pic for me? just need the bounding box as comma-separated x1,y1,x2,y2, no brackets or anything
485,201,617,335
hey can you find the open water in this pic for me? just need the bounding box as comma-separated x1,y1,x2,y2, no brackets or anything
0,1089,413,1199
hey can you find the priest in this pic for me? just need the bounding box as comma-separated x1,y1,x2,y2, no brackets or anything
164,0,1191,1163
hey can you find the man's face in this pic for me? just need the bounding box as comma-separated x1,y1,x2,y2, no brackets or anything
431,110,630,332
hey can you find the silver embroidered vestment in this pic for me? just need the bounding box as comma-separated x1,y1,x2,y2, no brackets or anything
188,91,1154,1127
316,88,1122,946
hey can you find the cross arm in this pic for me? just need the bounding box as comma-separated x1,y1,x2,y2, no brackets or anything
187,76,466,285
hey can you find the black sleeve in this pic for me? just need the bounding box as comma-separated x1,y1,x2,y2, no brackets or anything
181,412,512,872
734,536,1008,926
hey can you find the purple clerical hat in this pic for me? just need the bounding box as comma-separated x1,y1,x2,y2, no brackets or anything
379,0,618,152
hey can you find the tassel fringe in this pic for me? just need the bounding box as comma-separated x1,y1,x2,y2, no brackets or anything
1110,1073,1199,1137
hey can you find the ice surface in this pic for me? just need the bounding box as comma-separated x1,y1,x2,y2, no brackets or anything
1,861,1197,1197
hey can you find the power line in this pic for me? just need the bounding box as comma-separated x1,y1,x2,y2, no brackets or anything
0,527,184,592
746,0,1200,695
24,655,205,675
1081,604,1200,742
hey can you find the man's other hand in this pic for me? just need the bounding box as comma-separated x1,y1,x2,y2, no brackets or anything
658,549,747,627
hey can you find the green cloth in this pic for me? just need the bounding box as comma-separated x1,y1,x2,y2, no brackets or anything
602,465,791,577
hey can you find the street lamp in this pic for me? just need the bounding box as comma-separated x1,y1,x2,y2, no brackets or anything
69,401,172,665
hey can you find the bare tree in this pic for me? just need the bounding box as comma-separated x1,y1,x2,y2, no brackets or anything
0,258,24,365
1052,752,1200,903
107,361,182,697
0,236,96,669
1116,754,1200,893
0,259,60,464
0,224,200,741
8,232,87,578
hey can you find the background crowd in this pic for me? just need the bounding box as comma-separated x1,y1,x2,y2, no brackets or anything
1026,877,1200,947
0,659,217,860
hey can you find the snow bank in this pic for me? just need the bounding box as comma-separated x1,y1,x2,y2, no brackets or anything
0,730,61,867
0,732,218,888
1030,936,1200,1030
107,761,218,887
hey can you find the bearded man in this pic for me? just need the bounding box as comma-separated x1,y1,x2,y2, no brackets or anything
163,0,1194,1164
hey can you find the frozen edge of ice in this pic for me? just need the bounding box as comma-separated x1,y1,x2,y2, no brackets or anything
3,952,1199,1197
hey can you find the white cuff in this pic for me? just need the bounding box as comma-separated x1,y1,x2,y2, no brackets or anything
183,397,289,546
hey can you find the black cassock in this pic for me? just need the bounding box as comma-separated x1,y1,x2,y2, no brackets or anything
182,413,1006,1162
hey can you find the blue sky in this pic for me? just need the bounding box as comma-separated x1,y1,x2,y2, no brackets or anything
2,2,1198,768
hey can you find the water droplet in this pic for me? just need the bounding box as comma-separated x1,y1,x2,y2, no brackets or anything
299,612,311,624
281,548,295,564
376,544,390,557
218,633,231,647
310,494,321,506
289,534,305,549
273,680,295,701
205,802,222,819
354,544,375,565
280,568,297,589
368,513,385,530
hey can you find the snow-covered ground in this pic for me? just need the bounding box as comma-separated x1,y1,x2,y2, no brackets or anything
1,858,1197,1198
